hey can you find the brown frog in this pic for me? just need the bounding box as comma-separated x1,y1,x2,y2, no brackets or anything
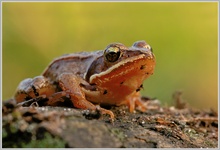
14,40,156,120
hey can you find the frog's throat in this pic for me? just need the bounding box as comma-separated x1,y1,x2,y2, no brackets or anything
89,54,149,83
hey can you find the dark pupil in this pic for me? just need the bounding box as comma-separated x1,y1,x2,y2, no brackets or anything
106,51,120,62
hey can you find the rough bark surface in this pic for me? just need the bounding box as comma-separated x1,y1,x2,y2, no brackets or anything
2,98,218,148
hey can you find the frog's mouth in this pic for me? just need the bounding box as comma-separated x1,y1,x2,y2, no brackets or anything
89,53,155,83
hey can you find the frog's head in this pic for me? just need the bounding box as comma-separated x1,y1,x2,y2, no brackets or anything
86,41,156,95
103,40,154,68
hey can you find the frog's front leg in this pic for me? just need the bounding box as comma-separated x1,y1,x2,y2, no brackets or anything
58,73,114,119
125,92,147,113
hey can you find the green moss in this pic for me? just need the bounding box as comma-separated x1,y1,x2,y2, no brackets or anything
21,133,66,148
110,128,125,141
2,128,8,138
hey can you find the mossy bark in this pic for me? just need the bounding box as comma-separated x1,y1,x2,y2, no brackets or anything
2,98,218,148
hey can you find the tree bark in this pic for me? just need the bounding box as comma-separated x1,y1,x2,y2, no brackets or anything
2,98,218,148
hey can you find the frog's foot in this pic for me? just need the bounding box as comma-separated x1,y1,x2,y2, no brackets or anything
58,73,115,120
17,95,47,107
82,105,114,121
126,92,147,113
14,76,56,104
96,105,114,120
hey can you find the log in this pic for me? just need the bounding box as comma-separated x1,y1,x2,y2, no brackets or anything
2,98,218,148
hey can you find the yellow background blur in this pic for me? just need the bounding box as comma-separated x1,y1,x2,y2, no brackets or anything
2,2,218,110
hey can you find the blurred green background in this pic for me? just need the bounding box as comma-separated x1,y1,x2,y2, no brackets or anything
2,2,218,110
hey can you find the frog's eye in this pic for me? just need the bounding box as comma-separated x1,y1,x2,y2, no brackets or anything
104,46,121,62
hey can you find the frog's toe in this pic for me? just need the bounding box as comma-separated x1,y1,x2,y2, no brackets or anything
96,105,115,120
135,98,147,112
126,92,148,113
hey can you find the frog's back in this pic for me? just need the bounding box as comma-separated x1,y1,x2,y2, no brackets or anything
42,51,102,81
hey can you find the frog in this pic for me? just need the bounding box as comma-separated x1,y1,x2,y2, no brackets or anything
14,40,156,120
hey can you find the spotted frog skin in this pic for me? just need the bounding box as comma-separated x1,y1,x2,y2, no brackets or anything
14,41,156,119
